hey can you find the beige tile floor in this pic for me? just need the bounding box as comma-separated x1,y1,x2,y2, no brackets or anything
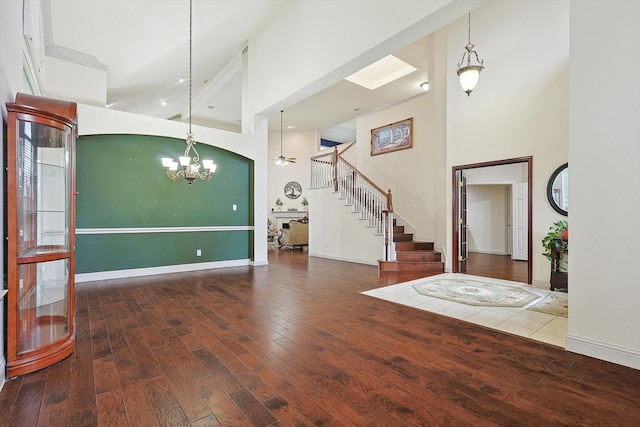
362,273,568,347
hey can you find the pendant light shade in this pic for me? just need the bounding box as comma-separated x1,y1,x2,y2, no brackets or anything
456,12,485,96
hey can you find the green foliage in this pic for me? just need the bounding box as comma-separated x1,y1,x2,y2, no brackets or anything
542,220,568,271
275,198,283,206
301,197,309,207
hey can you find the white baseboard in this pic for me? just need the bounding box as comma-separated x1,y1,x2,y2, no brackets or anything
75,259,251,283
566,334,640,370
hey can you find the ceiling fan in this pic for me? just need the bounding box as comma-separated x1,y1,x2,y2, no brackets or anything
275,110,296,165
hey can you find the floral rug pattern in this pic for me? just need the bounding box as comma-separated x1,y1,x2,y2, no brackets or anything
412,279,541,308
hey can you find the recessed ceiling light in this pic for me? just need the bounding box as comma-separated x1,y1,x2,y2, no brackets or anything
178,77,185,83
161,100,167,106
207,105,215,109
345,55,417,90
420,81,430,92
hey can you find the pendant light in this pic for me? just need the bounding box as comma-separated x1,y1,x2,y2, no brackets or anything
161,0,217,186
456,12,485,96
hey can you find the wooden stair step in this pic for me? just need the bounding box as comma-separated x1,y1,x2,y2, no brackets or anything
393,233,413,242
397,261,445,273
378,260,445,273
394,241,434,251
378,260,399,272
396,250,441,262
393,225,405,233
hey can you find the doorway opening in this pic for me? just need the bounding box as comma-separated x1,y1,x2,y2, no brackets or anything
452,157,532,284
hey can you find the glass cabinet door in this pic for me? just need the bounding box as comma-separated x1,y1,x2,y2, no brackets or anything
18,121,71,256
16,120,72,355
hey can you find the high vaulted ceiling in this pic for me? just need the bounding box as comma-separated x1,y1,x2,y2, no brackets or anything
46,0,432,142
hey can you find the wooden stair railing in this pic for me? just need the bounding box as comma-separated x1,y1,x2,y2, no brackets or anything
311,146,394,260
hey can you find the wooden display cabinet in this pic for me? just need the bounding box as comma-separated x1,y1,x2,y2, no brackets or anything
6,93,77,377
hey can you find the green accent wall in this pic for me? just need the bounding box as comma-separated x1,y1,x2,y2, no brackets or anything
75,231,249,273
76,134,254,273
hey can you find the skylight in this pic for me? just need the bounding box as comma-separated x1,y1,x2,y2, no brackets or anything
345,55,417,90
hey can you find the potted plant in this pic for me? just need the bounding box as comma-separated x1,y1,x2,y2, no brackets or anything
301,197,308,211
542,220,568,290
275,198,283,211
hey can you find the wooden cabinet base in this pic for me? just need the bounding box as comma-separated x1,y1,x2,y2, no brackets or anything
7,334,75,378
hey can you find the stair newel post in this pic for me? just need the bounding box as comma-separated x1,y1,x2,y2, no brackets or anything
385,189,394,261
383,211,390,261
332,146,339,192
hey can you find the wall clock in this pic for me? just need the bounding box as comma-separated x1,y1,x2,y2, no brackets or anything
284,181,302,199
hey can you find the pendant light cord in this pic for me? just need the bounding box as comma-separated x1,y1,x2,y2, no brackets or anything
468,12,471,44
189,0,193,135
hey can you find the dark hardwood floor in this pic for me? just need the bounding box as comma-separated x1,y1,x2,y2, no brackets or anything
466,252,529,283
1,250,638,426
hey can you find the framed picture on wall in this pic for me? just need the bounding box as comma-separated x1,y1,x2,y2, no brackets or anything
370,117,413,156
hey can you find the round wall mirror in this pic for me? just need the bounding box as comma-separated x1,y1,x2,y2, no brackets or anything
547,163,568,216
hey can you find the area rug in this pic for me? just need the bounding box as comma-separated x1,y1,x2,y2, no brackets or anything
527,293,568,318
412,279,541,308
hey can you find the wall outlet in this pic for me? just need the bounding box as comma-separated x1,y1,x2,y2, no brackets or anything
196,249,202,256
232,204,237,211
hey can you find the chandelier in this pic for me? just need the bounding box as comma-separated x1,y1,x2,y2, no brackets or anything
161,0,217,186
456,12,485,96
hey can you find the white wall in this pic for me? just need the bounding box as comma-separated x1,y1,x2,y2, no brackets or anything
44,55,107,106
268,129,317,214
445,0,569,285
566,0,640,369
0,0,25,392
467,185,508,254
308,187,383,265
353,92,446,245
350,29,448,247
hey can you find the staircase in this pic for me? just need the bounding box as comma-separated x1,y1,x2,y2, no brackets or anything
310,145,444,272
378,223,444,273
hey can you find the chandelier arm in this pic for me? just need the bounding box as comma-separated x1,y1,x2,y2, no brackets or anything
471,51,484,68
166,170,185,181
458,51,469,68
190,142,201,163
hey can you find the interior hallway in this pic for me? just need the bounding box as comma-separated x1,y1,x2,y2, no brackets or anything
0,250,635,426
466,252,529,284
